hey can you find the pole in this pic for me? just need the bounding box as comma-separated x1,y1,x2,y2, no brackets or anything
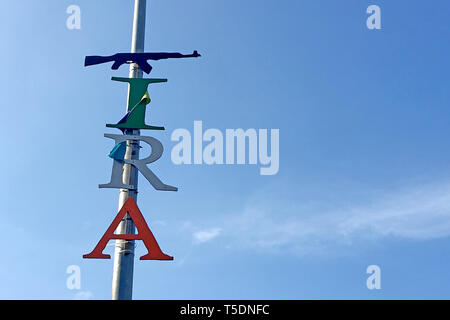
111,0,147,300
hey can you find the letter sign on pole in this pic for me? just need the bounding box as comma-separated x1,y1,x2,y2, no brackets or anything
82,4,201,284
83,197,173,260
99,134,178,191
107,77,167,131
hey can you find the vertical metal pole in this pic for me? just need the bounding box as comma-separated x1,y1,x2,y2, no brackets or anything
111,0,147,300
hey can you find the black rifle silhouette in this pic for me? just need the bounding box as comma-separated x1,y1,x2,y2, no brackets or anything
84,51,201,74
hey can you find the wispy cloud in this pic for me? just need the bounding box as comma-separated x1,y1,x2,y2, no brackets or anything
74,291,93,300
193,228,222,244
188,182,450,255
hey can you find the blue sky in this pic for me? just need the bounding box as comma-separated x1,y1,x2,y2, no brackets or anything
1,0,450,299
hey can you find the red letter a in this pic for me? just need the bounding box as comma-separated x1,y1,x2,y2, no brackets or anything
83,198,173,260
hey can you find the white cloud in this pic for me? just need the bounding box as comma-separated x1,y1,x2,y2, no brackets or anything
193,228,222,244
74,291,93,300
199,182,450,255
